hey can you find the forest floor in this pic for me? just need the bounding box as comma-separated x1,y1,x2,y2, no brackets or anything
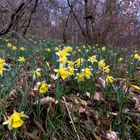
0,36,140,140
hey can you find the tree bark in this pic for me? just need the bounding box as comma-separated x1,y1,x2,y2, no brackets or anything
84,0,92,44
0,2,25,36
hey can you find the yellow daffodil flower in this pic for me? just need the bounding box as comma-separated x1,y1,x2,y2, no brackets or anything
18,57,25,63
0,64,4,75
7,43,12,47
55,47,59,51
68,61,75,67
54,67,69,80
34,81,48,94
88,55,97,63
0,58,6,75
82,68,92,79
106,76,115,84
118,58,123,62
33,68,41,80
76,58,84,67
134,53,139,59
3,111,28,130
68,67,74,75
45,48,51,52
103,66,110,73
64,46,73,52
20,47,25,51
0,58,5,65
58,57,67,65
78,49,81,52
75,73,84,82
98,60,106,68
56,50,69,58
58,67,69,80
102,47,106,51
12,46,17,50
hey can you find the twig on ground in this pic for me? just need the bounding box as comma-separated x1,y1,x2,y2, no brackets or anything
63,96,80,140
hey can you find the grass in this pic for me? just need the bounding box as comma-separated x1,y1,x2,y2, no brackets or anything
0,36,140,139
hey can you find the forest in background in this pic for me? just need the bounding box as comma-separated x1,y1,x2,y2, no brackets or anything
0,0,140,47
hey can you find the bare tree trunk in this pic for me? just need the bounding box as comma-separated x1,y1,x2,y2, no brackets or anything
23,0,39,36
66,0,87,42
63,11,71,43
84,0,92,44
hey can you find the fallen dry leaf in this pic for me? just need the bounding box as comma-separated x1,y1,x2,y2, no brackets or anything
78,107,86,113
93,92,102,101
74,97,87,106
33,96,58,105
105,130,119,140
98,77,106,88
86,92,90,98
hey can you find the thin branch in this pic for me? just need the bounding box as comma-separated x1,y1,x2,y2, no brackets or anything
63,97,80,140
66,0,87,39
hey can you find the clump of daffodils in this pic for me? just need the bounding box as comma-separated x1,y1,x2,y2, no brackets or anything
54,47,75,80
56,47,72,67
34,81,48,94
3,111,28,130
